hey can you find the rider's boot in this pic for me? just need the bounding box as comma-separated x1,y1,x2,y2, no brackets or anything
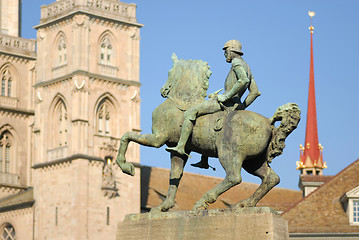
191,155,216,171
191,155,209,169
166,118,193,157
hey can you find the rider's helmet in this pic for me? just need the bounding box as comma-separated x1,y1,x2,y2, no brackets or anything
223,40,244,55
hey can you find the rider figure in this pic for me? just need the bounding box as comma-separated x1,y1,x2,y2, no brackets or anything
166,40,261,168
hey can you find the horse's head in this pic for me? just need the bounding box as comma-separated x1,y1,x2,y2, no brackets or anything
160,53,211,104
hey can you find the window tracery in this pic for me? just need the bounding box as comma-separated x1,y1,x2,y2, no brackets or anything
53,100,68,147
98,102,111,136
57,36,67,66
100,37,112,65
1,223,15,240
0,131,12,173
1,68,12,97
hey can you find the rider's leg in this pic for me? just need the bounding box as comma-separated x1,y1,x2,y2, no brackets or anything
189,99,222,167
166,109,196,156
166,99,222,157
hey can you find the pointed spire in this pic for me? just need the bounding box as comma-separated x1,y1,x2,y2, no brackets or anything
296,11,327,175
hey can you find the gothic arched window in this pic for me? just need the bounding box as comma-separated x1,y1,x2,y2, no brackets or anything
0,131,12,173
97,102,111,136
1,223,15,240
53,100,68,147
57,36,67,66
1,68,12,97
100,37,112,65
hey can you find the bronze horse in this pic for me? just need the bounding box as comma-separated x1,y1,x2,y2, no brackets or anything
116,54,300,213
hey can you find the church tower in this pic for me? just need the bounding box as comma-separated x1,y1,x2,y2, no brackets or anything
0,0,37,238
32,1,142,239
297,12,329,197
0,0,22,37
0,0,36,191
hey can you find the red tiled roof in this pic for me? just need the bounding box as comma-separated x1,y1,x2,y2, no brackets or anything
283,159,359,233
141,166,302,212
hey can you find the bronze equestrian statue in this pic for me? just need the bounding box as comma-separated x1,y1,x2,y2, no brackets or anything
116,41,300,213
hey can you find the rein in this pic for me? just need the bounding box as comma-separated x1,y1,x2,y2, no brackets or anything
168,96,187,112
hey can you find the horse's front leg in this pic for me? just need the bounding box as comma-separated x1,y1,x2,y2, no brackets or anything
116,131,168,176
150,153,188,214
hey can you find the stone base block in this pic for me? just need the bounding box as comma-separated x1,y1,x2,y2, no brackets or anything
117,207,288,240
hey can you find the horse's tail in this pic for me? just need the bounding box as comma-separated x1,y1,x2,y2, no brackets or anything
266,103,301,163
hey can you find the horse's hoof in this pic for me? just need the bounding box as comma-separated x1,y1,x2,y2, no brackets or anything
119,162,135,176
150,205,169,215
233,199,256,210
193,206,207,211
149,207,161,215
192,201,208,211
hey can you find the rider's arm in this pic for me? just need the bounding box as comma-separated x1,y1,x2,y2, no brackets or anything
243,78,261,108
218,60,250,102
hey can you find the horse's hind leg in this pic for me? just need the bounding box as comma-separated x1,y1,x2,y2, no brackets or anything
150,153,188,213
116,131,168,176
193,154,245,211
234,157,280,209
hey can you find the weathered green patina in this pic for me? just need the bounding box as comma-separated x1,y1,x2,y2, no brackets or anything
116,43,300,213
166,40,261,166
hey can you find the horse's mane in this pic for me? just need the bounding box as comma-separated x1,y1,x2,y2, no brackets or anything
164,54,211,110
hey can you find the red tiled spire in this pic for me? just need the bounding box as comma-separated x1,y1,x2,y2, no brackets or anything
297,11,326,175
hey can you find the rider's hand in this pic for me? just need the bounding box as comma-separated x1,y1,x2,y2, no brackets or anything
217,94,228,103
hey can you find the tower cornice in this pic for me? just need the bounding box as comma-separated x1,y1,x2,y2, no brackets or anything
33,69,141,89
0,33,36,59
34,0,143,30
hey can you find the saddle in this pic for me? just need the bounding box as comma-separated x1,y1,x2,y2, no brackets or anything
214,101,243,131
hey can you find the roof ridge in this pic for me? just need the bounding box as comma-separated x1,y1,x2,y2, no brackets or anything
150,166,300,192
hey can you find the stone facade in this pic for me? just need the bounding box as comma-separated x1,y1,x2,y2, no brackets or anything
0,207,34,240
0,0,21,37
0,0,142,239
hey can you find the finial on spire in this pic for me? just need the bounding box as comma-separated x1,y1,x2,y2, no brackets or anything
308,11,315,18
308,11,315,34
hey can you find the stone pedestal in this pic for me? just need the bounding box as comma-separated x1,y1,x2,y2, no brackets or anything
117,207,289,240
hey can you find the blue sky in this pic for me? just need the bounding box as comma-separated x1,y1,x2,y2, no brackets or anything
22,1,359,190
